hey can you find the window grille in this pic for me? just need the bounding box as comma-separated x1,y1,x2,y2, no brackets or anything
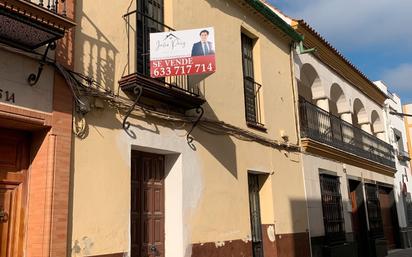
241,34,263,127
248,174,264,257
365,184,384,238
406,199,412,226
137,0,164,76
319,174,346,243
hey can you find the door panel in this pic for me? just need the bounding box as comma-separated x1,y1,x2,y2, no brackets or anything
0,185,19,257
379,188,397,249
0,130,28,173
0,128,29,257
349,180,368,257
131,151,165,257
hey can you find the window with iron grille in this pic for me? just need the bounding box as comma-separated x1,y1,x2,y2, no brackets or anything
241,33,263,127
137,0,164,76
319,174,346,243
365,184,384,238
407,199,412,227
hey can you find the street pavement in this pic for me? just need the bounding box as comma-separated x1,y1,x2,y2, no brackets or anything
387,248,412,257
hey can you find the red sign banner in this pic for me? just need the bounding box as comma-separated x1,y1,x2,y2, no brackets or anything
150,56,216,77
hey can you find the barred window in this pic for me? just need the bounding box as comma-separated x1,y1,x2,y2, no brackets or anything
137,0,164,76
241,33,264,128
365,184,384,238
407,200,412,226
319,174,346,243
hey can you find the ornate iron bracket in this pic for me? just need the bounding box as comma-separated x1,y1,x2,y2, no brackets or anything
186,106,204,149
27,41,57,86
123,85,143,131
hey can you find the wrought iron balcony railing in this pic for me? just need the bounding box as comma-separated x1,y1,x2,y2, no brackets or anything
28,0,67,15
244,76,264,129
396,149,411,162
120,10,204,110
299,98,395,168
0,0,75,50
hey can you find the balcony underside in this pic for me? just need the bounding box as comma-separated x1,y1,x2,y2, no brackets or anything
119,73,205,111
301,138,396,176
0,0,75,50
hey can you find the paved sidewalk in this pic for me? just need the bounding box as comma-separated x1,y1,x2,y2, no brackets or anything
387,248,412,257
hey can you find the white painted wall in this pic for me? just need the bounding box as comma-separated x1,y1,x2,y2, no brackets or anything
375,80,412,228
302,153,395,237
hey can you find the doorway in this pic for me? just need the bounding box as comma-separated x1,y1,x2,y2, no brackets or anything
131,151,165,257
379,186,399,250
349,179,368,257
0,128,29,257
248,173,264,257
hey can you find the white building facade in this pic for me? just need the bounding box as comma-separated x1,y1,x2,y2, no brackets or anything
293,21,399,257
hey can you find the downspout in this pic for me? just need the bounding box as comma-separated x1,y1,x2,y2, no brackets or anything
297,41,316,55
290,42,301,146
289,40,313,255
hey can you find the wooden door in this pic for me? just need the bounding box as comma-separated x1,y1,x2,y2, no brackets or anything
379,187,397,250
349,180,368,257
0,128,29,257
131,151,165,257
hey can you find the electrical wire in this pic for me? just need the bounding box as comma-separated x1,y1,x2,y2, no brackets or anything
56,64,301,152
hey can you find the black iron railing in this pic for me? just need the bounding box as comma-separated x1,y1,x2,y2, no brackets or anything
30,0,67,16
123,10,200,97
319,174,346,243
244,76,264,127
299,98,395,168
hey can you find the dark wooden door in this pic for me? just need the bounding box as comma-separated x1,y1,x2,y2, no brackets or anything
379,187,397,250
0,128,29,257
248,174,264,257
131,151,165,257
349,180,368,257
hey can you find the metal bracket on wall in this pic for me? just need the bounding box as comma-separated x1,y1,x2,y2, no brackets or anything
27,41,57,86
186,106,204,149
122,85,143,132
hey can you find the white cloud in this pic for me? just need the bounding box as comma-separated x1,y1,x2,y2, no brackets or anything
382,63,412,96
271,0,412,51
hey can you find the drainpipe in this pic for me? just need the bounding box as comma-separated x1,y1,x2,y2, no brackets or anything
290,42,301,146
289,40,313,255
298,41,316,55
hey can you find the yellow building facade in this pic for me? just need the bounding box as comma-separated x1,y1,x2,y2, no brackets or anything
69,1,310,257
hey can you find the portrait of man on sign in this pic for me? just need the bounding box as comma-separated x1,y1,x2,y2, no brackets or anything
191,29,215,57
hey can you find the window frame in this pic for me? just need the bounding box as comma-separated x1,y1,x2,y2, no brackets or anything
240,33,264,129
319,174,346,243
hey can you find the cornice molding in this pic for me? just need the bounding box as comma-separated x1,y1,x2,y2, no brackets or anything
301,138,396,177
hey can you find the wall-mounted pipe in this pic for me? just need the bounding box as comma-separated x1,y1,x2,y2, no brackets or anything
298,41,316,55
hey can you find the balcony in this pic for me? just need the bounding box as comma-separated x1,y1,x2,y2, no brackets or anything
119,11,205,112
244,76,265,130
0,0,75,50
299,98,396,169
396,149,411,162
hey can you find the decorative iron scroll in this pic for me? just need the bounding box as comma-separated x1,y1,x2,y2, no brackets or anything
27,41,56,86
122,85,143,132
186,106,204,149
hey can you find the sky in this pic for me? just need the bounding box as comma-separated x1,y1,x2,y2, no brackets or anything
269,0,412,104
